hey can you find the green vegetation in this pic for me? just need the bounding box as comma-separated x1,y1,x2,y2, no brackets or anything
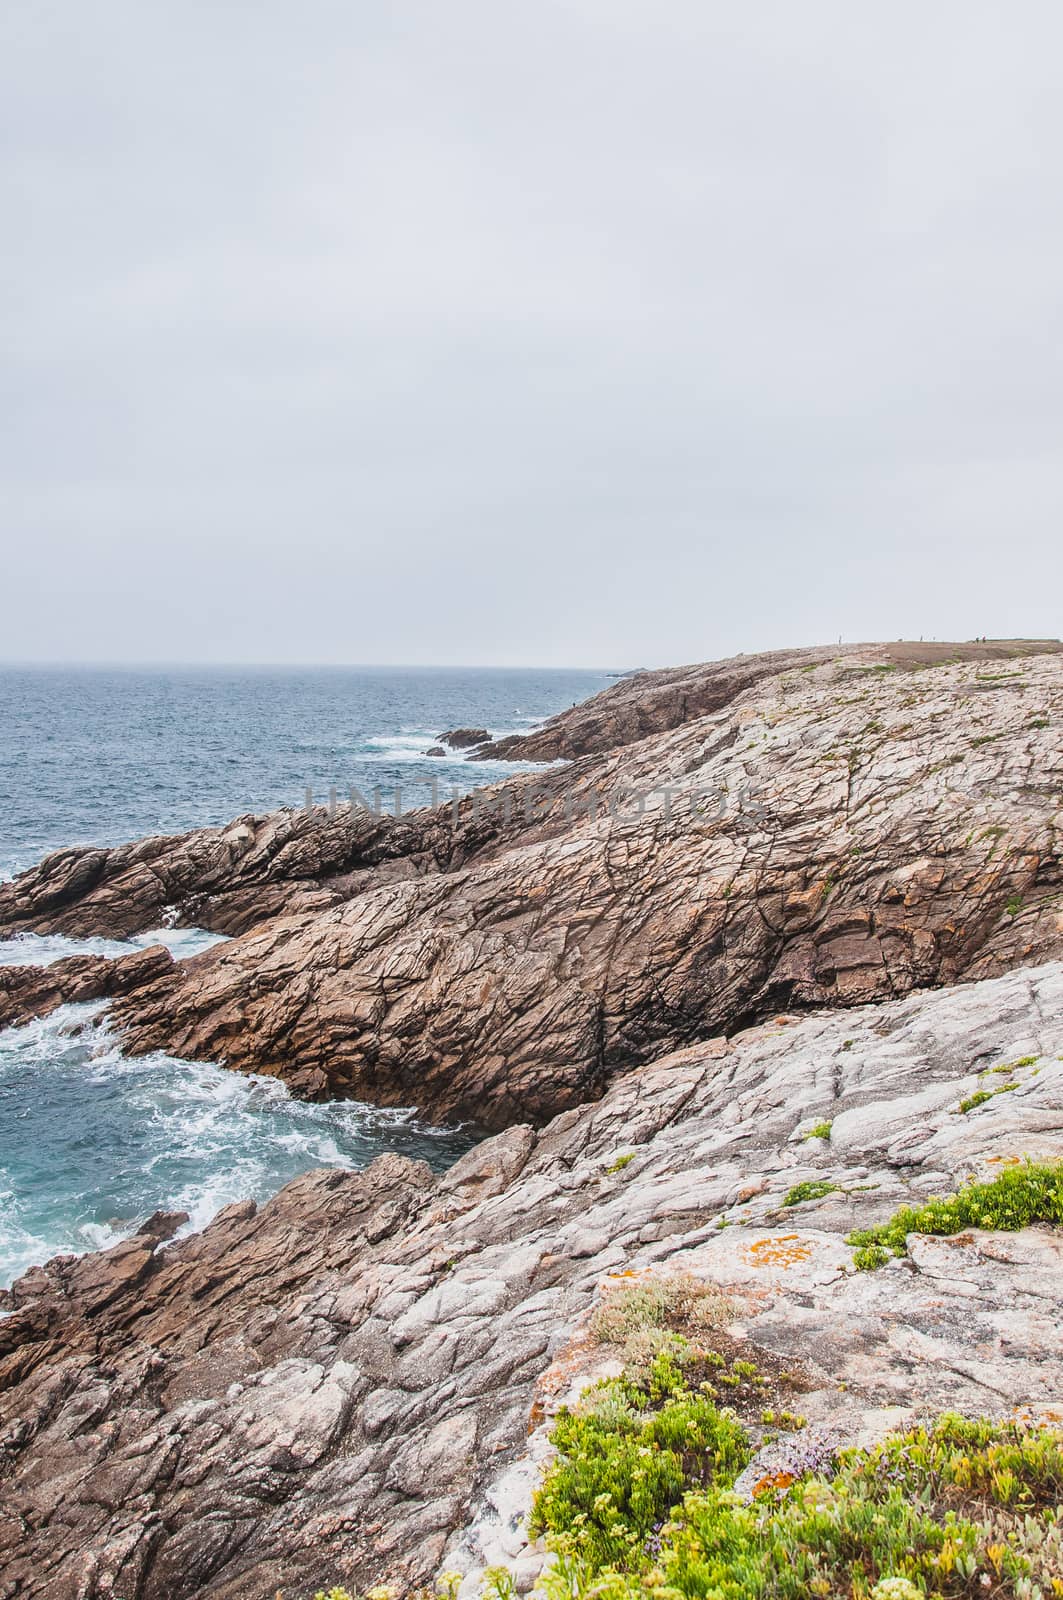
782,1179,838,1207
516,1356,1063,1600
760,1408,807,1431
529,1350,751,1571
312,1574,466,1600
803,1121,833,1142
606,1152,636,1173
847,1162,1063,1270
1006,895,1025,917
958,1082,1018,1114
956,1054,1037,1113
1029,717,1050,730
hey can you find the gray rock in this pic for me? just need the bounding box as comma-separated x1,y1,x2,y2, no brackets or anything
1,963,1061,1597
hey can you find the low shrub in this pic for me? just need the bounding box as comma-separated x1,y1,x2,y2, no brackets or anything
957,1089,993,1114
589,1276,732,1351
529,1349,750,1571
525,1402,1063,1600
782,1179,838,1207
848,1162,1063,1269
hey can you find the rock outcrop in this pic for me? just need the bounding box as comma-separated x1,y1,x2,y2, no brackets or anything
439,729,492,749
0,808,444,942
100,648,1063,1126
2,962,1061,1599
2,642,1061,1127
472,639,1063,763
0,791,563,945
0,945,174,1030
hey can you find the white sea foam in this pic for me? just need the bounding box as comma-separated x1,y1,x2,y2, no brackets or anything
0,1004,473,1290
357,723,551,770
358,731,467,764
0,926,227,968
136,926,229,960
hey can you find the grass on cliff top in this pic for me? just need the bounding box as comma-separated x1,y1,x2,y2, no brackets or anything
847,1161,1063,1270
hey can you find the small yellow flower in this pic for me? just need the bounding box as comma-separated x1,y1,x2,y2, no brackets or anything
985,1542,1007,1573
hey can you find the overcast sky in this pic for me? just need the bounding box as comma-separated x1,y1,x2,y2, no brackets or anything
2,3,1061,667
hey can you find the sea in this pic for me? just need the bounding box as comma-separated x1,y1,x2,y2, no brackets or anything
0,664,611,1289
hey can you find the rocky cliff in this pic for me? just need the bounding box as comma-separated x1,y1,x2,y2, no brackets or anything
6,640,1061,1128
1,964,1061,1598
472,638,1063,763
1,639,1063,1599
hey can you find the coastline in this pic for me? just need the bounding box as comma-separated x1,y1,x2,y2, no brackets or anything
1,638,1062,1598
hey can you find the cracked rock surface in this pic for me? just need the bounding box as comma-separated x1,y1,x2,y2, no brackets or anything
89,647,1063,1124
1,962,1062,1599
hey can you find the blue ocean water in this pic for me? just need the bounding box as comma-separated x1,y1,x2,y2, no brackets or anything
0,665,611,1288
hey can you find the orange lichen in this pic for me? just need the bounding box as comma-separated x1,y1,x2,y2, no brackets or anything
1012,1405,1063,1424
744,1235,814,1268
752,1470,795,1498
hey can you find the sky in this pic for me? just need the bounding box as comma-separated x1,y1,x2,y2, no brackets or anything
2,1,1061,668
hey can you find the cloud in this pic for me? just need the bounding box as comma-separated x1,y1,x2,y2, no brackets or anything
2,1,1061,665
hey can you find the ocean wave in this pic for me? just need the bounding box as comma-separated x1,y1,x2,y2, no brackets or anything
0,926,228,968
357,731,474,765
0,1006,475,1290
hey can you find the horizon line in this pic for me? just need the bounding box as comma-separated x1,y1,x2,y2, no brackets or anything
0,659,636,674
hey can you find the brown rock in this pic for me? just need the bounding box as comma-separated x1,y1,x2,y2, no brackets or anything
0,943,175,1029
0,770,577,947
101,647,1063,1128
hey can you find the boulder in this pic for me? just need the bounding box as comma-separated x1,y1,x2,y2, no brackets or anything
439,728,492,748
